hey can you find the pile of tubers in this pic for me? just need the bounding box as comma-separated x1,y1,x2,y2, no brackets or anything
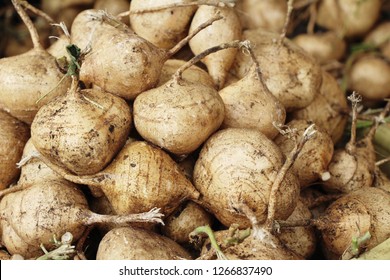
0,0,390,260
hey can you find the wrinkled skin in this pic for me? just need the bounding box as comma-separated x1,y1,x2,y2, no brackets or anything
193,128,300,228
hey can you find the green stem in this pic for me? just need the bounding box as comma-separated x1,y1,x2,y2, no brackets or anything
35,74,67,104
354,237,390,260
191,225,228,260
374,123,390,153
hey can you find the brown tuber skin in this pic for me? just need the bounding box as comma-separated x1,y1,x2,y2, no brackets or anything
364,21,390,60
70,9,112,52
0,181,164,259
94,0,130,25
198,199,307,260
219,63,286,139
274,120,334,188
293,32,347,65
134,78,225,155
234,0,287,32
41,0,95,29
157,59,215,88
277,200,317,259
0,110,30,190
232,29,322,112
291,70,349,144
189,5,242,89
17,139,64,186
0,48,71,124
162,201,213,245
316,0,382,38
79,10,221,100
0,250,11,260
0,1,71,124
200,229,301,260
347,54,390,101
323,95,389,194
130,0,197,49
0,181,88,258
47,35,71,60
134,41,248,155
0,138,103,199
324,147,376,194
373,167,390,194
193,128,300,228
79,19,163,100
0,0,70,124
38,140,200,217
31,79,132,175
96,227,192,260
318,188,390,259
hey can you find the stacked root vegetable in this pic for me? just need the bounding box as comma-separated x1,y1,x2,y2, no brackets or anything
0,0,389,260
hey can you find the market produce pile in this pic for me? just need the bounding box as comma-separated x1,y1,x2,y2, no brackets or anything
0,0,390,260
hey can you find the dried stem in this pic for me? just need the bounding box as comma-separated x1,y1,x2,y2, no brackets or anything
173,40,249,81
345,92,362,155
307,2,317,34
165,12,223,58
232,200,275,245
376,157,390,167
82,94,105,110
0,184,25,199
232,201,260,229
36,74,68,104
246,43,275,100
50,22,71,39
273,122,299,139
84,207,165,226
129,0,236,14
36,62,79,104
293,0,320,9
35,153,108,188
75,226,94,260
11,0,42,50
16,150,40,168
90,10,132,33
20,1,55,23
116,10,130,18
279,0,294,44
266,124,317,231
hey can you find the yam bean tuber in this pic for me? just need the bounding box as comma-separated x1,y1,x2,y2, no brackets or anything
0,110,30,190
0,0,71,124
38,140,199,217
193,127,300,228
189,5,241,89
31,77,132,175
0,181,163,259
96,227,192,260
232,29,322,111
